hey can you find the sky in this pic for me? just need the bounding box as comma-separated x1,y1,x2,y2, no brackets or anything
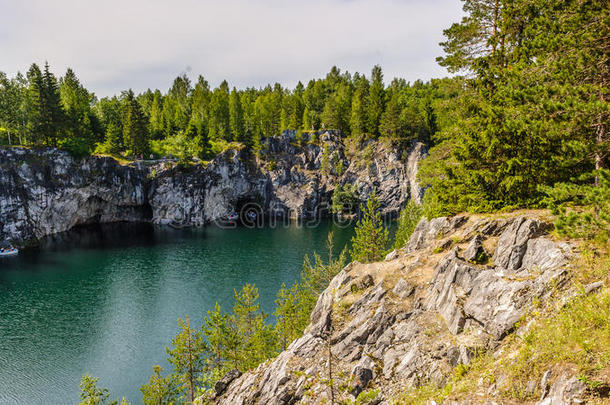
0,0,463,97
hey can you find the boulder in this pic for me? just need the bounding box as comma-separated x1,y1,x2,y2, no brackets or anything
493,217,541,270
350,366,374,397
537,373,587,405
393,278,415,299
214,369,242,398
463,234,486,263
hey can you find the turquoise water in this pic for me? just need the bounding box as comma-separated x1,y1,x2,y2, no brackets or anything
0,221,357,404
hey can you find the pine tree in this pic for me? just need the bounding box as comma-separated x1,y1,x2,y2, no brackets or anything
25,63,44,144
209,80,231,141
232,284,277,370
78,374,127,405
437,0,505,73
274,282,301,350
202,303,240,375
121,89,149,156
350,73,369,137
41,62,64,147
140,365,178,405
393,200,423,249
350,192,389,263
379,90,406,140
166,316,206,404
229,87,244,141
366,65,385,137
149,90,164,140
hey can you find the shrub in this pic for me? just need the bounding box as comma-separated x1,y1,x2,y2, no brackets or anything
393,200,423,249
331,184,360,214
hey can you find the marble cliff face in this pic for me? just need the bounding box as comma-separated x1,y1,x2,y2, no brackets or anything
0,131,425,245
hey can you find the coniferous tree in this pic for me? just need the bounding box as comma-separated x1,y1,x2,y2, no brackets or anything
140,365,178,405
350,73,369,137
148,90,164,140
350,192,389,263
121,89,149,156
437,0,505,73
379,90,406,140
366,65,385,137
166,316,206,404
229,87,244,141
41,62,64,146
209,80,230,141
59,68,101,153
393,200,423,249
274,282,300,350
232,284,277,370
202,303,240,375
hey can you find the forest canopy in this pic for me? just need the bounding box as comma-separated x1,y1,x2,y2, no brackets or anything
0,64,461,160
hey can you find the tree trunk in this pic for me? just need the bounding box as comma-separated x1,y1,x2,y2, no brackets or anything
326,303,335,404
594,87,607,187
492,0,499,56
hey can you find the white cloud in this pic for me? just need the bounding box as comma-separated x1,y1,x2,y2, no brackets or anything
0,0,463,97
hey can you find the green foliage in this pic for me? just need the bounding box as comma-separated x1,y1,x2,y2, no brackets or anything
202,302,240,376
121,89,149,156
78,374,128,405
302,232,347,295
320,144,331,175
232,284,278,370
150,131,202,164
166,316,206,404
350,192,390,263
331,184,360,215
140,365,178,405
1,61,459,161
366,65,385,138
393,200,423,249
274,282,302,351
422,0,609,216
542,170,610,241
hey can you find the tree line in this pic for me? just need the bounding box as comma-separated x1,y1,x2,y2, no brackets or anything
0,64,461,160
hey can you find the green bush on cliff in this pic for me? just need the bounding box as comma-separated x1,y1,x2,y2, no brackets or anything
542,169,610,242
331,184,360,215
393,200,423,249
350,192,390,263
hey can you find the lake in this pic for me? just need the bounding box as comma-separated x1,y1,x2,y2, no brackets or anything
0,220,359,404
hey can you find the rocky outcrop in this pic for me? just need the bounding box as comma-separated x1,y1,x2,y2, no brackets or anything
0,132,426,245
210,213,580,404
0,147,150,243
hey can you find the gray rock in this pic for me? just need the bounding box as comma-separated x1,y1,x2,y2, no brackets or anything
393,278,415,299
494,217,541,270
521,237,570,272
1,134,427,245
463,234,485,263
540,369,552,400
585,281,604,294
537,373,587,404
426,249,479,334
407,216,467,253
350,366,373,397
214,369,242,397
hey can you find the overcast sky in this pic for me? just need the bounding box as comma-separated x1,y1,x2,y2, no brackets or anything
0,0,463,97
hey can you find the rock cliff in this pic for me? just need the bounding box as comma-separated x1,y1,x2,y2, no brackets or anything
0,131,425,245
208,212,599,405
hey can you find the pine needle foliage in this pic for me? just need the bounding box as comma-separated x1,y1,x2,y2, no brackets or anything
350,192,390,263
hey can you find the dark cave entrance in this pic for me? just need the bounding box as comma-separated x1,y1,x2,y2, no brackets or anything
234,195,264,226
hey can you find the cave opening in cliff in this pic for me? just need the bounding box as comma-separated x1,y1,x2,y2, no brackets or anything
234,195,264,226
